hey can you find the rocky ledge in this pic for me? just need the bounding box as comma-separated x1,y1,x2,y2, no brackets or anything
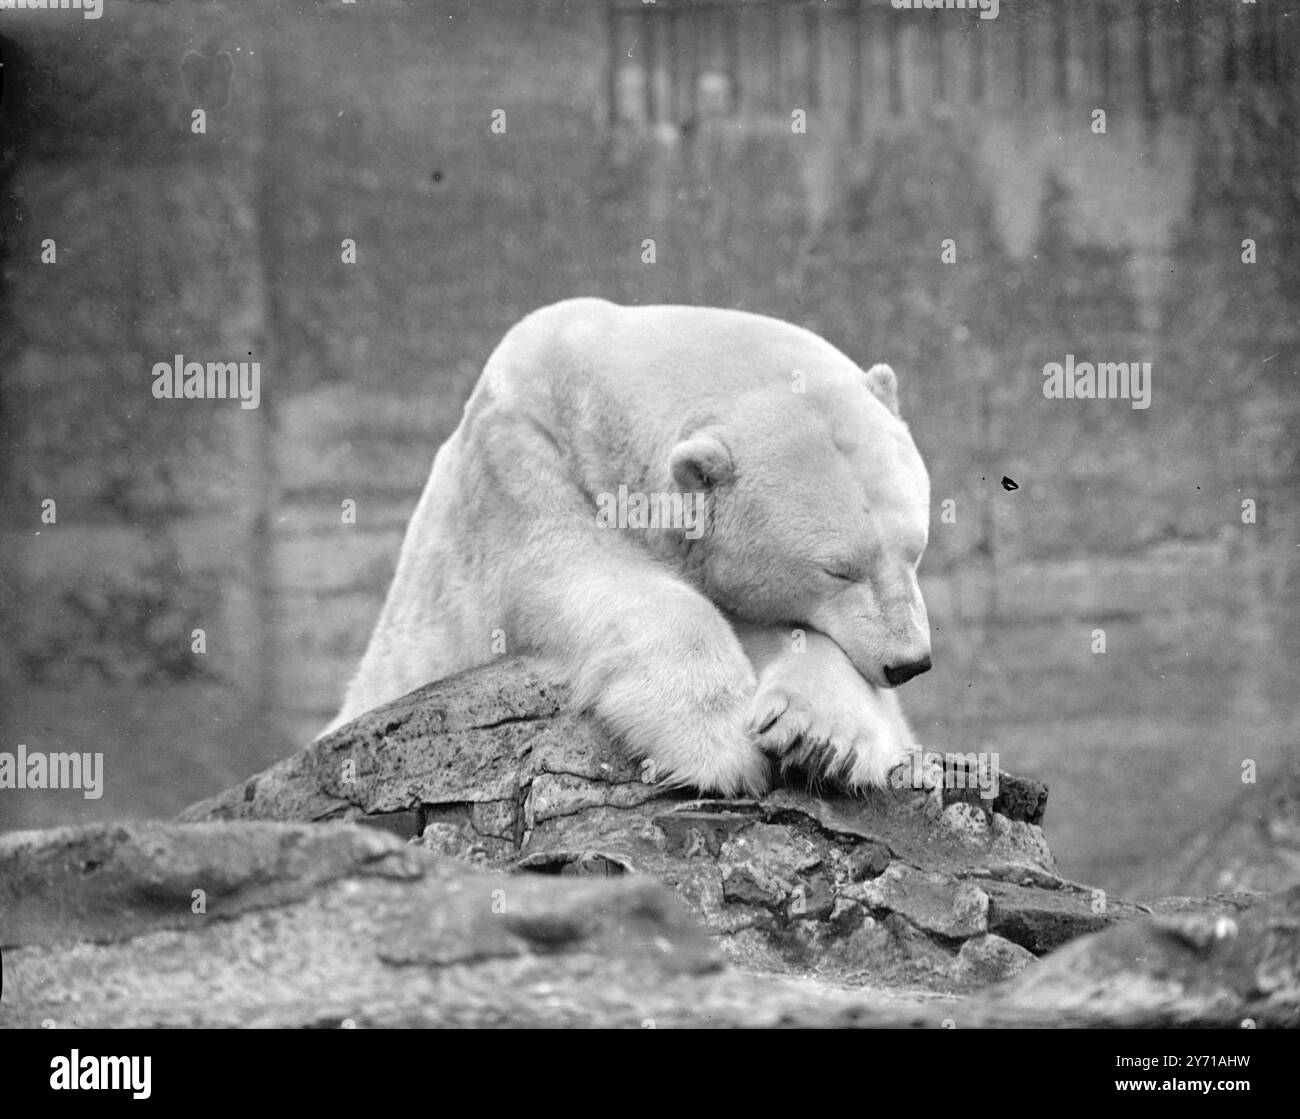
2,658,1296,1028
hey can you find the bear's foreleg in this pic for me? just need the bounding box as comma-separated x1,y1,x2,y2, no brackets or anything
516,556,771,796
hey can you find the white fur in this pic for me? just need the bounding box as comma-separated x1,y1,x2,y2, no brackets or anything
325,299,931,796
737,624,916,789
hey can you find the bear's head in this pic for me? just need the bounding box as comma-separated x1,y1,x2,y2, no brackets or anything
669,362,932,689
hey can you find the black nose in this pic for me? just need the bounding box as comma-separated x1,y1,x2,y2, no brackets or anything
884,656,931,687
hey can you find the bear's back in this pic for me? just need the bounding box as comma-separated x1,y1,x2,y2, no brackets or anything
481,299,871,441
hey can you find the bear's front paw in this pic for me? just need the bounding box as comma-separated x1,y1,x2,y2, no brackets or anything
592,652,771,798
749,676,912,791
666,715,772,798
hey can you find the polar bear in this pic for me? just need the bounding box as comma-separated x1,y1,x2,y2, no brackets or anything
325,299,932,796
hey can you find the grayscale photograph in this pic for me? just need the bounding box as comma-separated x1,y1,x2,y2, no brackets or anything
0,0,1296,1061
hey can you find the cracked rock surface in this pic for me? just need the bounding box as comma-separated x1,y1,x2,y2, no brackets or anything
3,658,1297,1027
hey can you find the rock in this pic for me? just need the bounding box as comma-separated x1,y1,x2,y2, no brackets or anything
718,823,822,914
179,658,1065,990
0,820,425,949
842,840,892,882
984,880,1144,953
4,818,1294,1028
939,802,992,843
829,897,866,931
993,886,1300,1027
656,807,754,858
4,658,1293,1027
844,863,990,939
952,934,1037,984
0,821,778,1029
1145,892,1267,917
721,861,784,909
941,756,1049,825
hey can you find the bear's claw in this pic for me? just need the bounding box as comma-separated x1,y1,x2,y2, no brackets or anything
747,690,790,736
750,683,912,791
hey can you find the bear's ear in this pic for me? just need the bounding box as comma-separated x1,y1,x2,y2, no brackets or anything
863,362,901,417
669,432,733,490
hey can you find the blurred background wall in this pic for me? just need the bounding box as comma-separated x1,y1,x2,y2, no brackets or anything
1,0,1296,896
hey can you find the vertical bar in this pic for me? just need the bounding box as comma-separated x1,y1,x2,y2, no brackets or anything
1267,0,1281,83
887,7,902,115
1015,2,1031,102
254,35,287,715
701,3,715,95
1181,0,1197,102
1224,0,1238,84
1251,0,1270,82
1098,0,1111,104
1137,2,1153,116
1274,0,1290,87
1281,0,1296,86
971,10,986,103
769,1,783,111
805,1,821,110
641,0,656,125
687,0,700,124
667,0,680,126
1054,3,1069,104
860,0,875,109
934,7,947,104
726,2,742,113
849,0,864,136
606,0,620,127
